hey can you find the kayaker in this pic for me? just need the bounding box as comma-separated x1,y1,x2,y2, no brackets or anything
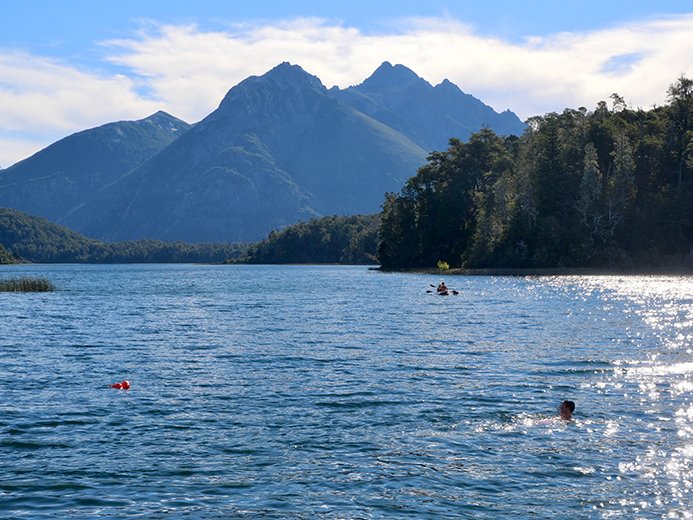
437,281,448,294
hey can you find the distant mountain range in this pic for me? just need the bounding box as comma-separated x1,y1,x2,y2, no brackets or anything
0,62,525,242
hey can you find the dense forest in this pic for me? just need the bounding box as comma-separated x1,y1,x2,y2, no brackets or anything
0,207,378,265
235,214,379,264
0,208,248,263
0,243,16,264
378,76,693,270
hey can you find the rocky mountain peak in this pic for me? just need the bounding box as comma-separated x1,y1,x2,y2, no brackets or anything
262,62,324,89
361,62,428,90
140,110,190,133
218,62,326,112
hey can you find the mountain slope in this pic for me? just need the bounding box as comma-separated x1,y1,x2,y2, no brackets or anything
0,111,190,223
329,62,525,151
65,63,428,242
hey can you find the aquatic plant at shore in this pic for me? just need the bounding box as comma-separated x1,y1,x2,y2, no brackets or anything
0,277,55,292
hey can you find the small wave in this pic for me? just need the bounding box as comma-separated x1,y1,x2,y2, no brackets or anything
1,439,72,450
314,399,404,409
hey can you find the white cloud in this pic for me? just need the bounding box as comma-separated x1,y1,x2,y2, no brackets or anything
0,51,161,167
105,15,693,120
0,137,48,170
1,14,692,167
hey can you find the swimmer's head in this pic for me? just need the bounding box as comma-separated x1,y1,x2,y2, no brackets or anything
559,400,575,419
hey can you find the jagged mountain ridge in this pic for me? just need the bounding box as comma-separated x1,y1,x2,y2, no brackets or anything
329,61,525,151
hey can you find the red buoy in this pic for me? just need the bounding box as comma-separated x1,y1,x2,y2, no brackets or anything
111,379,130,390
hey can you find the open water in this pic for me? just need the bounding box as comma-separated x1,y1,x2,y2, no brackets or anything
0,264,691,519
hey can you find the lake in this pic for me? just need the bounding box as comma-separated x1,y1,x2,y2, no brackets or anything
1,264,691,518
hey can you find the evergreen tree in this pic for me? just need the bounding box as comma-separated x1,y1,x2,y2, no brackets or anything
606,132,636,237
577,142,605,250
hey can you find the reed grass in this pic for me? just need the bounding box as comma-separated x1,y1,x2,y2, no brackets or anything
0,277,55,292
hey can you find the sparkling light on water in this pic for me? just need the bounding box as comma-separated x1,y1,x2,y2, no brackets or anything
561,276,693,517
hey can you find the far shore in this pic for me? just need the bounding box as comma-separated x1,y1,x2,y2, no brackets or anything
374,266,693,276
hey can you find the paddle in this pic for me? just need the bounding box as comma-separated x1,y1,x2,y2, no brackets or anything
428,284,459,295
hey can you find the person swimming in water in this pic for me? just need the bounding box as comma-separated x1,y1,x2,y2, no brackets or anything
559,400,575,420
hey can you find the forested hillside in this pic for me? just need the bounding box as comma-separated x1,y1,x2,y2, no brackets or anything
237,214,379,264
0,208,248,263
378,76,693,270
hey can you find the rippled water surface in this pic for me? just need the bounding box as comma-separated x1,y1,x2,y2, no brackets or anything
1,265,691,518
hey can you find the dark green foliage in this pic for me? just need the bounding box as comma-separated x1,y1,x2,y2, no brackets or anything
237,214,380,264
379,130,515,268
0,277,55,292
378,77,693,270
0,208,248,263
0,243,16,264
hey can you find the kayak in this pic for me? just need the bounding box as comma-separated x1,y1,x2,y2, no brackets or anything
437,290,449,296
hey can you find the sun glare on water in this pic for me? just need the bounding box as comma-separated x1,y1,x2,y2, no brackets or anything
582,276,692,516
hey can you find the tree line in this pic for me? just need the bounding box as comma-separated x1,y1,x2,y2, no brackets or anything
0,207,377,265
234,214,379,264
0,208,248,263
378,76,693,270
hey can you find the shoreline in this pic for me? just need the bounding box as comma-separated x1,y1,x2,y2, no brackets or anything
2,262,691,275
374,266,693,276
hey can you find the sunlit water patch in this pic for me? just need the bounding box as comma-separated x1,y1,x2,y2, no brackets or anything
0,265,691,518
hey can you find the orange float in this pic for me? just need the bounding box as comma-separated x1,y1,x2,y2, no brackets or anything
110,379,130,390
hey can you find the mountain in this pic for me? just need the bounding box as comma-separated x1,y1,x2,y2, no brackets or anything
329,62,525,151
0,62,526,244
63,63,428,242
0,111,190,224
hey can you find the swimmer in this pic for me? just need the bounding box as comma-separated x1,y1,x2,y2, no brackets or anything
559,400,575,420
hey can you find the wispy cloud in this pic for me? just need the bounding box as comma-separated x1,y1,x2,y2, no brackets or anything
0,51,160,167
1,14,691,167
105,15,693,119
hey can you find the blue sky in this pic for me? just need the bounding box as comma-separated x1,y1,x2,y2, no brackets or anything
1,0,692,167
